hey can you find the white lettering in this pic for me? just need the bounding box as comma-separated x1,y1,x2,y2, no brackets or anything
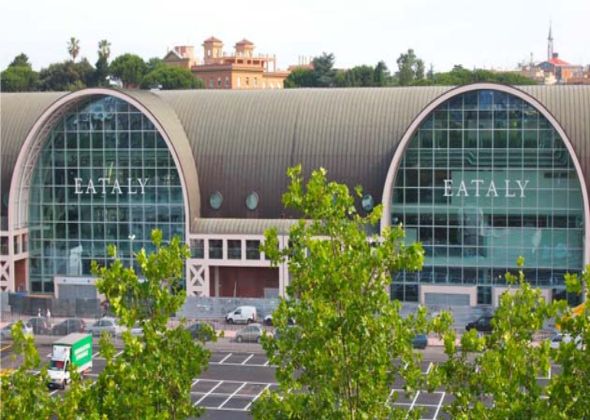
516,179,529,198
137,178,149,195
471,179,484,197
486,181,498,197
127,178,137,195
443,179,453,197
505,179,516,198
111,179,122,195
85,180,96,195
456,181,469,197
97,177,108,195
74,178,83,195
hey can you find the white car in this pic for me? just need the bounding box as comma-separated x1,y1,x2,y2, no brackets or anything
86,317,122,337
1,321,34,339
225,306,257,324
549,333,584,350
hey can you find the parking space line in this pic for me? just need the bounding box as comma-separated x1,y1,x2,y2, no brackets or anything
92,351,100,358
191,378,200,387
408,391,420,411
433,391,445,419
263,359,270,366
241,354,255,365
425,362,433,374
217,382,247,409
114,350,123,358
218,353,232,364
0,344,12,352
244,383,271,410
386,388,396,403
195,380,223,405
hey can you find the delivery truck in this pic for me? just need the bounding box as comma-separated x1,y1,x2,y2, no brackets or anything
48,333,93,389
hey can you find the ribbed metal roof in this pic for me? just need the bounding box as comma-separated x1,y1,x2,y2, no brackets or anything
1,85,589,230
193,218,298,235
0,92,67,227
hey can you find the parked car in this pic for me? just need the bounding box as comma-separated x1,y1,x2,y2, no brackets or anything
1,321,34,339
225,306,257,324
235,324,263,343
465,315,494,333
412,334,428,349
549,333,584,350
51,318,86,336
27,317,53,335
86,317,122,337
263,314,295,326
186,322,214,342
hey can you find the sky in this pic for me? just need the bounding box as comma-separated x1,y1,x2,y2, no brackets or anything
1,0,589,73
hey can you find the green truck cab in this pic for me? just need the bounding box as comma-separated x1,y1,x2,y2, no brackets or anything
48,333,93,389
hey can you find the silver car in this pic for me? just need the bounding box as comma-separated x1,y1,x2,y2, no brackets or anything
1,321,34,339
86,317,122,337
235,323,263,343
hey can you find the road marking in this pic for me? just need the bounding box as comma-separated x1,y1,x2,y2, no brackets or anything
194,380,223,405
433,391,445,419
244,383,271,410
241,354,254,365
263,359,270,366
386,388,396,403
114,350,123,358
0,344,12,352
218,353,232,364
191,378,200,388
217,382,247,409
92,351,100,358
425,362,433,374
49,389,59,396
408,390,420,412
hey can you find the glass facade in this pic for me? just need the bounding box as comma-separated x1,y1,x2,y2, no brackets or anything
392,90,585,294
28,96,185,292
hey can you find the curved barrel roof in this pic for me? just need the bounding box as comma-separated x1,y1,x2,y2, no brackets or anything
1,85,589,227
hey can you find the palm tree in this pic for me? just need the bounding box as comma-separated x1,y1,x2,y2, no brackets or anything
98,39,111,61
68,37,80,62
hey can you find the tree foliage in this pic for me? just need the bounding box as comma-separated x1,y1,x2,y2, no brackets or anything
37,59,94,91
252,166,443,419
0,322,55,419
141,65,203,89
68,37,80,62
109,53,147,88
431,65,537,85
440,258,590,419
84,229,211,418
94,39,112,87
396,49,425,86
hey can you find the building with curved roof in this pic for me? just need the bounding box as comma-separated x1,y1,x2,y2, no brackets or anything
1,83,588,307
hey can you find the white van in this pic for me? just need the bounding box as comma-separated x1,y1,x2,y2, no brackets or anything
225,306,257,324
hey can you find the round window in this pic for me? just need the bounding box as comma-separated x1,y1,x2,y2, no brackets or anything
361,194,374,212
209,191,223,210
245,192,259,210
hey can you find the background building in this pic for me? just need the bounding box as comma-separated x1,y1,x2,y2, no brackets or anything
163,37,290,89
1,84,588,308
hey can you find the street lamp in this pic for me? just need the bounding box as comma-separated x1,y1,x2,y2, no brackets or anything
128,234,136,269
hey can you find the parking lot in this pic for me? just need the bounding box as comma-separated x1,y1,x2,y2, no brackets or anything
1,340,562,419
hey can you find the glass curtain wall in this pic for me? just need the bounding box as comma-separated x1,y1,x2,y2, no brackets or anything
391,90,585,300
28,96,185,292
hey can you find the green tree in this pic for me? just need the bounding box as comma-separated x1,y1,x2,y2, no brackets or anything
146,57,165,73
94,39,111,87
432,65,537,85
141,65,203,89
0,322,55,419
284,67,316,88
68,37,80,62
312,52,337,87
37,59,94,91
1,63,38,92
440,258,590,419
396,49,425,86
374,60,391,86
83,230,211,418
109,53,147,88
9,53,31,68
252,166,442,419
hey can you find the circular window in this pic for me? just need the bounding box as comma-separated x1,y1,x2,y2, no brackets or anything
245,192,259,211
361,194,374,212
209,191,223,210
